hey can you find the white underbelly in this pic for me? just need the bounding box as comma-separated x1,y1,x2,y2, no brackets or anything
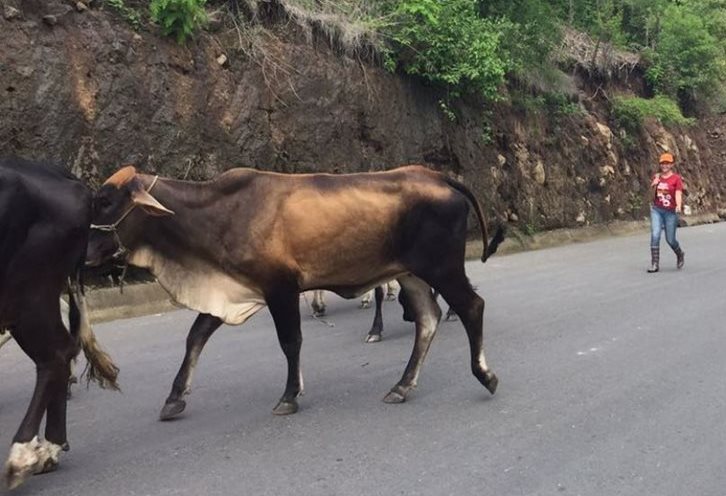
130,248,266,325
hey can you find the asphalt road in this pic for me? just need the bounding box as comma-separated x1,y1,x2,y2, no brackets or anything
2,223,725,496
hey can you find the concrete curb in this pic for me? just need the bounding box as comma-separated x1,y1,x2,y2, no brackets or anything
88,283,178,323
87,213,723,323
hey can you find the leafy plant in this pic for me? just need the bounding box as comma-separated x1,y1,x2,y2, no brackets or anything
612,95,694,133
646,4,723,104
380,0,508,100
150,0,208,44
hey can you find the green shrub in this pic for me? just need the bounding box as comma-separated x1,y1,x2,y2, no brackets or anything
150,0,208,43
380,0,508,100
612,95,694,133
646,5,722,102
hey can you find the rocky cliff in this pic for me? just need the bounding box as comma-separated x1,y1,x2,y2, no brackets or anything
2,0,724,231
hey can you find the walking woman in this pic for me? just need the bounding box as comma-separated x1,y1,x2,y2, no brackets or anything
648,152,685,273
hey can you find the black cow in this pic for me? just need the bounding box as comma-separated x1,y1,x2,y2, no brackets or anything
0,157,119,490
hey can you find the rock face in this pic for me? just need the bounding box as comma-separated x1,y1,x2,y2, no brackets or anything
1,2,725,231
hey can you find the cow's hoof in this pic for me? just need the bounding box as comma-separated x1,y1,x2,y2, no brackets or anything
365,334,381,343
383,389,407,404
36,458,58,475
272,400,298,415
4,462,31,491
159,400,186,421
312,310,326,318
360,301,371,309
444,313,458,322
3,438,61,489
484,371,498,395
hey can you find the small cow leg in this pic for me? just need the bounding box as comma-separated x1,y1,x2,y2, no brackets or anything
383,276,441,404
268,291,303,415
310,290,326,317
160,313,224,421
365,286,385,343
385,280,399,301
360,290,374,309
435,276,497,395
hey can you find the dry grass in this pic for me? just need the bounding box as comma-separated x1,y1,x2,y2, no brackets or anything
245,0,389,60
556,26,641,77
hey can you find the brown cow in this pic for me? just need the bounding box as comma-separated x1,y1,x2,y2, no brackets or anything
86,165,504,419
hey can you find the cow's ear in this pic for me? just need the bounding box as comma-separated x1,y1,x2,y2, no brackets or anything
132,189,175,216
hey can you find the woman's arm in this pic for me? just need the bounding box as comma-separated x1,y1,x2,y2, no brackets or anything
675,190,683,213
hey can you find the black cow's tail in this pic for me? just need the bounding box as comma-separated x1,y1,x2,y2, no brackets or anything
68,260,120,391
443,176,505,263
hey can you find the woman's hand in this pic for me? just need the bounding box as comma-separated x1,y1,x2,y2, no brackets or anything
651,174,661,187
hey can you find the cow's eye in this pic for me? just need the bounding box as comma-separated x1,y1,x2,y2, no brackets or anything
95,197,111,211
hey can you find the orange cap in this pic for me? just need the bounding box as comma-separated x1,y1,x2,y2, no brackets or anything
659,153,674,164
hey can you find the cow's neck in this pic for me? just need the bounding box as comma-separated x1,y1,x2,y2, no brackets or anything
126,175,265,324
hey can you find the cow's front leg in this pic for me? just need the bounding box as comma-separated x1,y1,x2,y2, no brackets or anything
268,290,303,415
384,275,441,403
160,313,223,421
4,359,62,490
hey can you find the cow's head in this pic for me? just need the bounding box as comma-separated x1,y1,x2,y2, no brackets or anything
86,166,174,267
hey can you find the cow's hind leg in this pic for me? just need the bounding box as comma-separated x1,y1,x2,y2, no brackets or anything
43,319,76,454
268,290,304,415
160,313,224,421
434,274,497,395
383,275,441,403
365,286,385,343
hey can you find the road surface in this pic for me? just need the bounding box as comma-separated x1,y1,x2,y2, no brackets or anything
1,223,725,496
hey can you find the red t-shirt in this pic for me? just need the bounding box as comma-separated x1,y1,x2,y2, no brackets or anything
653,173,683,211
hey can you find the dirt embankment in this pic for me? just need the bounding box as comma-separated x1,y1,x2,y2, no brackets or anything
2,0,725,231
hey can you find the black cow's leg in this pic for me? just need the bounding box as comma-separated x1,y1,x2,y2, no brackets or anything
267,290,303,415
44,323,75,452
160,313,223,421
43,360,72,455
434,273,497,395
365,286,385,343
383,275,441,404
4,321,68,489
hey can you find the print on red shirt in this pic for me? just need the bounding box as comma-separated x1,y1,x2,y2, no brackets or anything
653,173,683,211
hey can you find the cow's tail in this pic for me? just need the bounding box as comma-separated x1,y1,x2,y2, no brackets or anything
443,176,505,263
68,265,120,391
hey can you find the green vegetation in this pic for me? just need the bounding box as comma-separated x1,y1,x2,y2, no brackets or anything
266,0,724,115
150,0,208,43
612,95,694,134
379,0,508,99
104,0,725,121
